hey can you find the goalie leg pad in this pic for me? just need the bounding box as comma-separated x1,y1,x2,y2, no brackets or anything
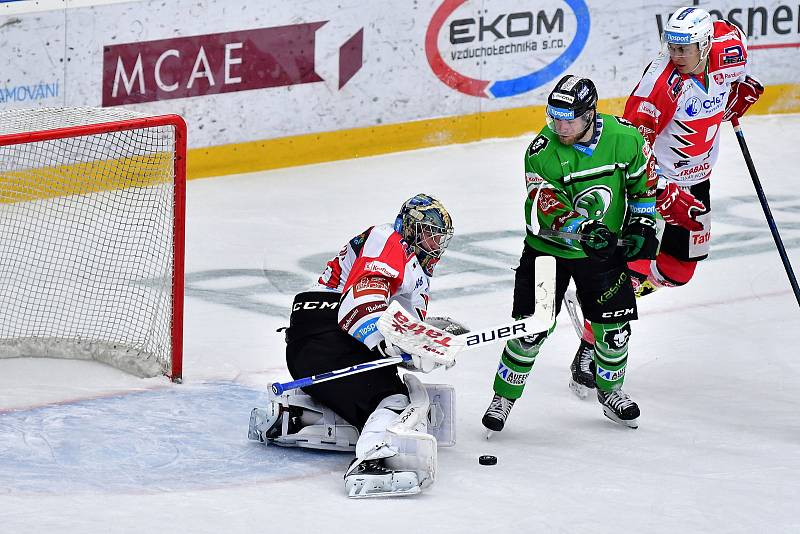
345,374,438,497
385,374,438,489
425,383,455,447
251,391,359,452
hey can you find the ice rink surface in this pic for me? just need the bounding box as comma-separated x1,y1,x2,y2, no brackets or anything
1,114,799,533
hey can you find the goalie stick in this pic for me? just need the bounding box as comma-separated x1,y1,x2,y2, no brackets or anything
271,355,411,395
270,256,557,395
378,256,557,359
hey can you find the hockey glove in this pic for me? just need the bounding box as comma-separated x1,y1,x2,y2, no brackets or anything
377,338,450,373
623,216,659,261
579,220,616,261
656,182,705,232
425,316,469,370
374,339,404,359
723,75,764,122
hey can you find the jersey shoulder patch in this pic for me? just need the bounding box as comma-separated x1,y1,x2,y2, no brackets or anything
527,135,549,157
614,116,635,128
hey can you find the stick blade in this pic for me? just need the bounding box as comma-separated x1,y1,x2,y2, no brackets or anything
533,255,557,329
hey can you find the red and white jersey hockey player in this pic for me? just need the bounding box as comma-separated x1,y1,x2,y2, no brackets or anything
316,194,453,353
622,6,764,289
567,7,764,399
257,193,458,498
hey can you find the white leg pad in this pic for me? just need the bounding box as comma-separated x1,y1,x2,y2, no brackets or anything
384,374,438,489
424,383,456,447
256,391,360,452
345,374,439,497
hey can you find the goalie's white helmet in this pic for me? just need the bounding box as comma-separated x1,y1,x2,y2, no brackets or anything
394,194,453,276
663,7,713,61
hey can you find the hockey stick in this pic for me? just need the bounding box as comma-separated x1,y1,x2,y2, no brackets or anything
271,257,558,395
731,118,800,308
271,354,411,395
379,256,556,356
538,227,633,247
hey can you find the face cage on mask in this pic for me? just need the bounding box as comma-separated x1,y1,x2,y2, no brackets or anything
411,221,453,259
546,107,594,139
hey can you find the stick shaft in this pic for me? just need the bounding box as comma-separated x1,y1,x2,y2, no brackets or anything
731,118,800,307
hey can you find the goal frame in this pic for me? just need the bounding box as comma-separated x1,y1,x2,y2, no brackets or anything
0,113,187,382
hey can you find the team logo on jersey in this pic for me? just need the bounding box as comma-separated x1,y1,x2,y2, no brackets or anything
670,117,720,159
528,135,549,156
719,45,745,67
573,186,612,220
713,73,725,85
424,0,590,98
667,69,684,102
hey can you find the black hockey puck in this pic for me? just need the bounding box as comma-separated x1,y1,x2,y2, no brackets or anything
478,455,497,466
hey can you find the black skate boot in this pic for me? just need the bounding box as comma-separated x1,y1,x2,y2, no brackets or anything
569,339,596,399
596,388,640,429
482,394,516,438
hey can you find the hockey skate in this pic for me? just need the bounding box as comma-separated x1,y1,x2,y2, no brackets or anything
344,457,421,498
481,394,515,438
596,388,640,429
569,339,596,399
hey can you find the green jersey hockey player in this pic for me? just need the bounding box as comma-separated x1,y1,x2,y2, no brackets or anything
482,75,658,431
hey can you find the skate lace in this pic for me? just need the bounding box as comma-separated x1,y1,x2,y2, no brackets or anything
603,389,634,410
486,395,515,420
579,344,594,373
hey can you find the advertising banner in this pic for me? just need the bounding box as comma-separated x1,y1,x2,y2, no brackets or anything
1,1,797,174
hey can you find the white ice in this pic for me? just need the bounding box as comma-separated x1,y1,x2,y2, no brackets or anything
1,114,799,533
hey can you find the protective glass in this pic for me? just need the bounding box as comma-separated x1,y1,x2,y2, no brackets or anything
664,42,700,59
546,106,594,137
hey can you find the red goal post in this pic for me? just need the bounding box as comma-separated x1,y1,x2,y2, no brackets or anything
0,108,186,382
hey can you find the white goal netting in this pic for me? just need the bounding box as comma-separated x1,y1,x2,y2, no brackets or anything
0,108,184,379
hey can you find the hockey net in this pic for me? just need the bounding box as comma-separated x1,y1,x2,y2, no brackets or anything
0,108,186,381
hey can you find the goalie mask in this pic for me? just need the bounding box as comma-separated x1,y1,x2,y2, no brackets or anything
394,194,453,276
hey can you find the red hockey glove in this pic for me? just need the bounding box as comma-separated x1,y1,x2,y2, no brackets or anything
656,182,705,232
723,75,764,122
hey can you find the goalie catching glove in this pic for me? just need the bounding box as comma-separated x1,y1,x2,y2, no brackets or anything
373,337,449,373
376,302,469,373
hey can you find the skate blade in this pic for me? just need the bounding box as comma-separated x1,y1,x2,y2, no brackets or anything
484,429,494,440
568,379,590,399
247,408,266,442
346,472,420,499
601,407,638,429
347,485,421,499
